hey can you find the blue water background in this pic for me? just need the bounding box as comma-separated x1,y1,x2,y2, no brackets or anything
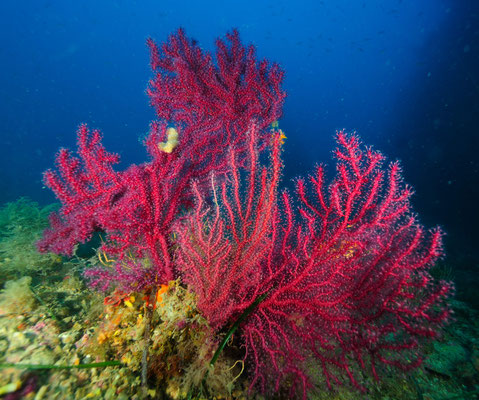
0,1,478,302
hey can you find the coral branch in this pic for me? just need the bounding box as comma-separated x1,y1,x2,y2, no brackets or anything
177,129,452,398
174,122,282,329
241,131,452,397
38,30,285,293
147,29,285,153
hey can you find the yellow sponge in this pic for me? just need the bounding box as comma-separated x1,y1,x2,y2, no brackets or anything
158,127,179,153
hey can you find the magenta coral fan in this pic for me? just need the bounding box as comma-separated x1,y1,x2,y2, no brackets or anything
37,29,285,290
147,28,285,143
175,126,452,397
37,29,451,398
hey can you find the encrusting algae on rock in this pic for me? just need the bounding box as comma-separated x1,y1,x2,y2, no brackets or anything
83,279,246,399
0,198,60,282
0,198,248,399
0,276,36,315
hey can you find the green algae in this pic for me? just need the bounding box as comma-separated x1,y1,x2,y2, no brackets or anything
0,276,36,315
0,360,122,370
0,198,60,283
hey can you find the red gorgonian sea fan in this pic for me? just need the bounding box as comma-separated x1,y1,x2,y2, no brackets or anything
37,28,451,398
175,125,452,398
147,28,285,147
37,29,285,290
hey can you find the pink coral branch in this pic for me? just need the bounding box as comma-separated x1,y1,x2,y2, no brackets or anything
177,128,452,398
39,30,285,292
175,122,282,329
147,29,285,152
238,132,452,397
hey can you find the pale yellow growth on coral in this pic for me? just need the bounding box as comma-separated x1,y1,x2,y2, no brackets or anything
227,359,245,384
277,129,287,144
270,121,286,145
98,251,115,267
270,128,287,145
0,380,22,396
158,127,179,153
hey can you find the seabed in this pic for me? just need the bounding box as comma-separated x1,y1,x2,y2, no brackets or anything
0,198,478,399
